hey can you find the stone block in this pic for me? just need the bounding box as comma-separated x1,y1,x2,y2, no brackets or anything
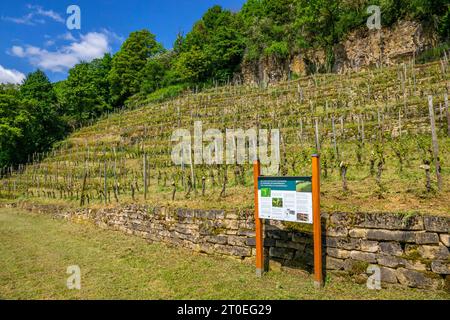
360,240,379,253
366,230,418,242
225,213,239,220
326,237,361,250
396,268,443,290
215,210,226,219
350,251,377,263
326,225,348,237
266,230,289,240
380,267,398,284
418,245,449,260
275,240,305,250
326,257,345,270
214,244,251,257
379,242,403,256
416,232,440,245
269,259,282,272
353,212,424,230
205,235,228,245
349,228,369,238
329,212,353,226
269,247,295,260
244,237,276,247
439,234,450,247
326,247,351,259
377,255,405,268
263,238,276,247
404,259,427,272
227,236,247,247
431,261,450,275
343,259,368,273
237,229,254,237
424,216,449,233
224,220,239,230
292,232,312,243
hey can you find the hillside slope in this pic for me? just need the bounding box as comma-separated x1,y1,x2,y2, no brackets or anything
1,60,449,215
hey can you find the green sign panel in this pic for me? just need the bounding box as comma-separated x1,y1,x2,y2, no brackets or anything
258,177,313,224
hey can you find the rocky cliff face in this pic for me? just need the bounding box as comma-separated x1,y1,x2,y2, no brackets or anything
242,20,437,85
241,55,290,86
332,20,437,74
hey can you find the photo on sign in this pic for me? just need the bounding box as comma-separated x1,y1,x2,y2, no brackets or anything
297,213,309,222
261,188,271,197
272,198,283,208
296,181,312,193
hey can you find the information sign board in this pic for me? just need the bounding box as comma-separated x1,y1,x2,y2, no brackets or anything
257,176,313,224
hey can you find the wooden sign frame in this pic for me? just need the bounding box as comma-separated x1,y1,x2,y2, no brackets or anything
252,155,323,288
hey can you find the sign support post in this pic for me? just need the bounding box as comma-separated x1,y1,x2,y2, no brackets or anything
253,156,322,286
253,160,264,277
312,154,323,288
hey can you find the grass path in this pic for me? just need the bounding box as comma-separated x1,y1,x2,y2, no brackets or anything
0,208,448,300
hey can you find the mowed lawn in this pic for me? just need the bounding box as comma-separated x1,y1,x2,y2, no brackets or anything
0,208,448,300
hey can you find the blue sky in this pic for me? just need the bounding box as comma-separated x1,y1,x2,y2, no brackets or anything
0,0,246,83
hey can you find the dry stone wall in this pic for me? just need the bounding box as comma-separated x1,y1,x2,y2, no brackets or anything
9,202,449,291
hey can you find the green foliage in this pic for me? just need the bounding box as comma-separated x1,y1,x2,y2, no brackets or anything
108,29,164,106
19,71,65,159
142,84,187,104
416,42,450,63
172,46,211,84
59,54,112,127
140,52,173,94
172,6,245,84
264,41,289,58
0,71,65,168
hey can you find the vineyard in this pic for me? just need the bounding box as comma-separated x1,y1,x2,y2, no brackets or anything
0,59,449,215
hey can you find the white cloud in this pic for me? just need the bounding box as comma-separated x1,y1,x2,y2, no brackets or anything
27,5,64,23
11,46,25,58
0,65,25,84
44,40,55,47
59,32,77,42
100,29,125,43
2,5,64,26
9,32,111,72
1,13,36,25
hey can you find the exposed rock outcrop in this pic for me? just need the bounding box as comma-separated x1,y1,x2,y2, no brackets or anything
242,20,438,85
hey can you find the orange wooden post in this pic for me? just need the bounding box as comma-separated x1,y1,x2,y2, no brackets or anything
312,154,323,288
253,160,264,277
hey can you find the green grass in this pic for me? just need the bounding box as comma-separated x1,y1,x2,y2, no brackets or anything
0,208,448,300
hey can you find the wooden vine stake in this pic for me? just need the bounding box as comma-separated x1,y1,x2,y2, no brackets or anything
143,153,148,200
428,96,442,191
445,93,450,136
314,118,320,152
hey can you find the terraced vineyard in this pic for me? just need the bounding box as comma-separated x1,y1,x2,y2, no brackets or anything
1,60,449,215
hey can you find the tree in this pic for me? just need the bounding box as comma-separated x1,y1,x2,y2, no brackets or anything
140,52,173,94
59,54,112,126
171,6,245,84
18,70,65,158
108,30,164,106
0,85,23,167
172,46,210,84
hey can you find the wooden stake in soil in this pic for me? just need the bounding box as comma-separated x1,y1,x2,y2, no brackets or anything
428,96,442,191
445,93,450,136
143,153,148,200
314,118,320,152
